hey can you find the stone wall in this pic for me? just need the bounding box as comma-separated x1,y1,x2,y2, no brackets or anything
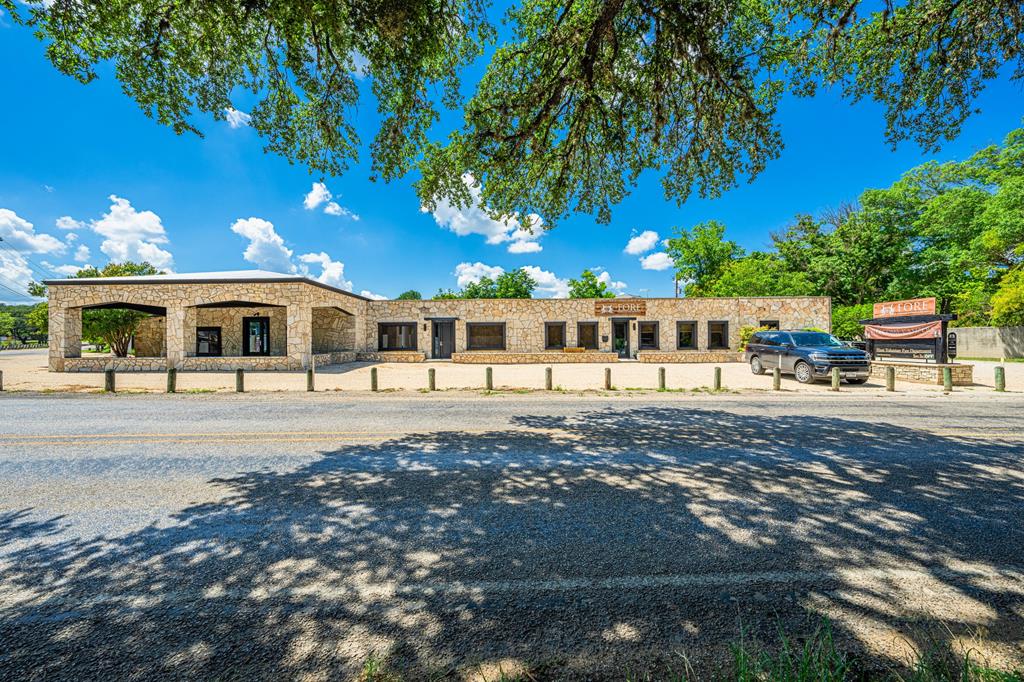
134,316,166,357
365,297,830,359
312,307,356,353
179,356,300,371
869,360,974,386
950,326,1024,359
637,351,744,363
187,306,287,357
64,356,167,372
451,351,617,364
355,350,426,363
312,351,358,367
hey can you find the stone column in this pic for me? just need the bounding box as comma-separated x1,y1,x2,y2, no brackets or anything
165,305,186,369
287,304,313,369
48,304,81,371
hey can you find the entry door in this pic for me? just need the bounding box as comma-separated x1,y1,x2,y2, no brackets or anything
432,321,454,359
242,317,270,356
612,320,630,358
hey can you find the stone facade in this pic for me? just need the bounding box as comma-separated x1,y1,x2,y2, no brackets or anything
366,297,830,360
48,278,367,372
64,356,168,372
47,274,829,371
870,360,974,386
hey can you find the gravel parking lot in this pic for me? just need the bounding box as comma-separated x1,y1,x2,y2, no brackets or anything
1,348,1020,395
2,393,1023,680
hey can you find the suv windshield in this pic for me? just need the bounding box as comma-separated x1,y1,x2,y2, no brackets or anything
789,332,845,347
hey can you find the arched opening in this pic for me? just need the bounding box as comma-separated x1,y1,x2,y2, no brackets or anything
79,302,168,358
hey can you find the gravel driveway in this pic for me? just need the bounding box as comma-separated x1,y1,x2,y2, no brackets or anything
1,394,1023,680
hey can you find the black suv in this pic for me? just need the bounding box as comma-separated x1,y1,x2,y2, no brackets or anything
745,330,871,384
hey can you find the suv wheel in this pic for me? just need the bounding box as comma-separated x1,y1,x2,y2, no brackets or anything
750,356,765,375
794,361,816,384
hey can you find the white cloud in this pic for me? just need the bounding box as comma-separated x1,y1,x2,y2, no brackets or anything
624,230,660,255
323,201,360,220
360,290,388,300
596,270,628,293
64,232,78,242
426,174,545,254
454,261,504,288
522,265,570,298
56,216,84,230
230,217,294,273
91,195,173,269
640,252,673,271
298,251,353,291
225,108,252,129
0,208,66,254
0,249,34,301
74,244,91,262
42,261,86,277
303,182,332,210
43,185,55,193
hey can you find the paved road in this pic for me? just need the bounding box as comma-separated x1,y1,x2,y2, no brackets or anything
2,393,1023,680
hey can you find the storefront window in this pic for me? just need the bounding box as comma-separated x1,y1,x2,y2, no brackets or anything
378,323,417,350
196,327,221,356
708,321,729,349
676,321,697,349
545,322,566,349
577,322,599,350
638,321,659,350
466,323,506,350
759,319,780,330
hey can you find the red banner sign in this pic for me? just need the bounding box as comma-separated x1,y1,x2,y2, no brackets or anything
864,320,943,340
872,297,937,318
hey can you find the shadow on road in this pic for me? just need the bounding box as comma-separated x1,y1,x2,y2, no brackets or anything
1,408,1023,679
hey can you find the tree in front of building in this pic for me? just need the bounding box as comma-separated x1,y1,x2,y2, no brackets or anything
568,269,615,299
664,221,744,297
494,269,536,298
991,267,1024,327
0,310,13,339
396,290,422,300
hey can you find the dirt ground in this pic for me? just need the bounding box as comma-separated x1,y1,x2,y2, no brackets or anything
1,348,1020,396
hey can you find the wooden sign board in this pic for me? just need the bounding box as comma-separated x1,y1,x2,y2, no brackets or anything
595,300,646,316
872,297,936,319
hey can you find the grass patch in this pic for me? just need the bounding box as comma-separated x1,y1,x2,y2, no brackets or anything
182,388,217,394
957,356,1024,363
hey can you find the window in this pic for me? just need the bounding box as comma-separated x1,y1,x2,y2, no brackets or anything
466,322,506,350
759,319,780,330
577,322,599,350
638,321,659,350
676,321,697,350
378,323,417,350
708,321,729,349
196,327,222,356
545,322,566,349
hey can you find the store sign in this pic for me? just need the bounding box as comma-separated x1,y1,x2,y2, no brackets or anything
874,339,938,362
872,297,937,319
595,300,647,316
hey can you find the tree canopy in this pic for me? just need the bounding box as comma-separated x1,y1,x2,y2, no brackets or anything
568,269,616,299
396,290,423,300
6,0,1021,224
664,127,1024,335
434,268,537,299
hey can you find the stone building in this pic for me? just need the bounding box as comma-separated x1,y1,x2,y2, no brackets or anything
45,270,830,371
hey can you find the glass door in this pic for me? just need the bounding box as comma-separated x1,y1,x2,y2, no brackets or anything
612,320,630,358
432,321,454,359
242,317,270,356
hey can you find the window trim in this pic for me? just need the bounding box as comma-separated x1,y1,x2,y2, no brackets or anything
465,321,507,351
377,322,418,351
576,321,599,350
544,321,567,350
708,320,730,350
676,320,698,350
195,326,222,357
638,320,660,350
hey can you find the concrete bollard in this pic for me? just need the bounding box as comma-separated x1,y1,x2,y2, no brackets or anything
604,367,612,390
658,367,666,391
306,368,315,392
545,366,553,391
104,368,116,393
166,367,177,394
885,366,895,392
831,367,840,391
0,369,4,392
485,366,493,391
428,367,436,391
370,367,378,392
713,366,722,391
235,368,244,393
995,366,1005,392
943,366,953,392
773,367,781,391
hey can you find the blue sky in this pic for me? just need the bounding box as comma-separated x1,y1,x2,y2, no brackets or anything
1,11,1021,303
